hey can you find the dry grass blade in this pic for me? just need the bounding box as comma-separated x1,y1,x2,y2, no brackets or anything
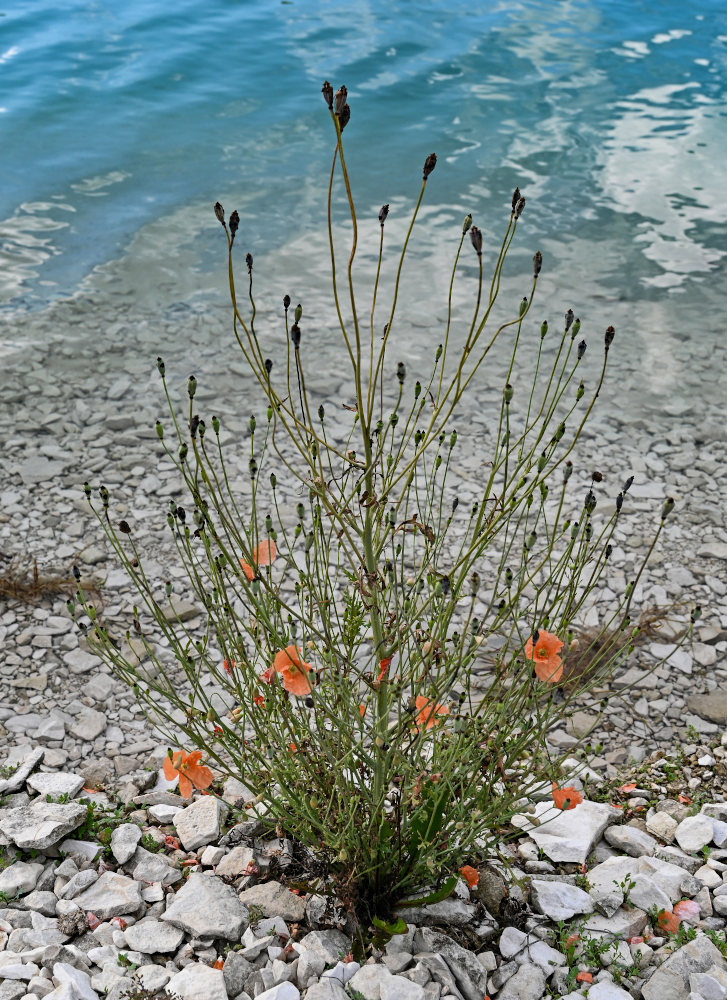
0,552,103,607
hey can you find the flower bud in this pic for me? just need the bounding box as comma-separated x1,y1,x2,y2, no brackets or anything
334,85,348,115
214,202,225,225
470,572,480,596
576,380,584,400
379,204,389,226
537,452,547,472
318,404,325,421
616,492,623,512
524,531,537,550
179,442,188,461
519,296,528,317
198,419,206,440
249,415,256,434
270,472,277,489
338,104,350,130
565,309,574,332
661,497,675,519
604,325,615,351
322,80,334,110
577,339,587,360
572,318,581,337
156,421,164,440
563,461,573,482
118,520,131,534
469,226,482,255
156,356,166,377
462,213,472,234
291,324,301,349
246,253,253,274
212,415,220,434
265,358,273,376
503,383,514,404
423,152,437,180
515,196,526,218
533,250,542,276
623,475,634,494
511,186,521,211
187,375,197,399
294,303,302,324
249,458,258,479
397,361,406,384
584,490,596,514
283,294,291,312
229,210,239,242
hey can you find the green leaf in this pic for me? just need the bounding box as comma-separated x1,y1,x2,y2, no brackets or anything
372,915,408,935
396,874,458,909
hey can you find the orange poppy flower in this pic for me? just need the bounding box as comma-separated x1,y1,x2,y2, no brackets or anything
240,539,277,581
551,782,583,811
576,972,592,984
223,659,234,675
656,910,681,935
163,749,214,799
414,695,450,731
460,865,479,889
377,657,392,683
359,703,366,717
259,665,275,685
272,645,313,696
525,630,564,683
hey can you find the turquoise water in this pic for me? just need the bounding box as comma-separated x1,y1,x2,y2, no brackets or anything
1,1,726,333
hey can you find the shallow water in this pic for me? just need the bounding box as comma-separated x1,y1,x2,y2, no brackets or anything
1,0,726,419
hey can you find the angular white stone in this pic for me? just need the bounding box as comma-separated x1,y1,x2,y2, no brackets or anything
26,773,85,799
512,799,618,863
72,871,143,920
530,879,594,921
173,797,228,851
0,861,44,897
110,824,142,865
166,963,228,1000
0,802,87,850
122,918,184,954
161,871,247,940
676,814,714,853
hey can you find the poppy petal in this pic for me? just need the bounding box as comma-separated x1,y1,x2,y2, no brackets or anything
163,756,178,781
178,773,194,798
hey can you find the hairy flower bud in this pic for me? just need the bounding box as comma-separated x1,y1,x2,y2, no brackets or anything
156,356,165,377
283,294,291,311
515,196,526,218
469,225,482,254
661,497,675,519
577,339,587,360
623,475,634,494
338,104,351,131
322,80,334,110
156,421,163,440
565,309,574,332
572,317,581,337
616,492,623,512
462,213,472,234
246,253,253,274
563,460,573,482
397,361,406,384
187,375,197,399
334,85,347,115
423,152,437,180
533,250,542,276
605,325,615,351
503,383,514,404
584,490,596,513
511,186,521,211
229,210,239,243
214,202,225,225
379,204,389,226
291,324,301,348
295,303,302,324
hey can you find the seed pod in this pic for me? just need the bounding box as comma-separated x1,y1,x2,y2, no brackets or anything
379,204,389,225
533,250,542,276
577,339,587,360
229,210,239,242
565,309,574,332
334,85,347,115
584,490,596,514
249,457,258,479
283,294,291,311
118,520,131,534
249,415,256,434
605,325,615,351
519,296,528,317
616,492,623,512
511,187,521,211
572,318,581,337
291,324,301,349
397,362,406,384
322,80,334,109
423,152,437,180
212,415,220,434
295,303,302,324
515,196,526,218
470,571,480,595
503,383,514,404
563,461,573,482
156,356,166,377
214,202,225,225
576,380,585,400
318,404,325,420
338,103,350,131
83,482,91,498
469,225,483,254
264,358,273,376
623,475,634,494
187,375,197,399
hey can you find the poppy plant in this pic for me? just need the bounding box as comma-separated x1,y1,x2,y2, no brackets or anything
273,645,313,696
551,782,583,811
414,695,449,731
240,539,277,581
524,629,564,682
163,749,214,798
